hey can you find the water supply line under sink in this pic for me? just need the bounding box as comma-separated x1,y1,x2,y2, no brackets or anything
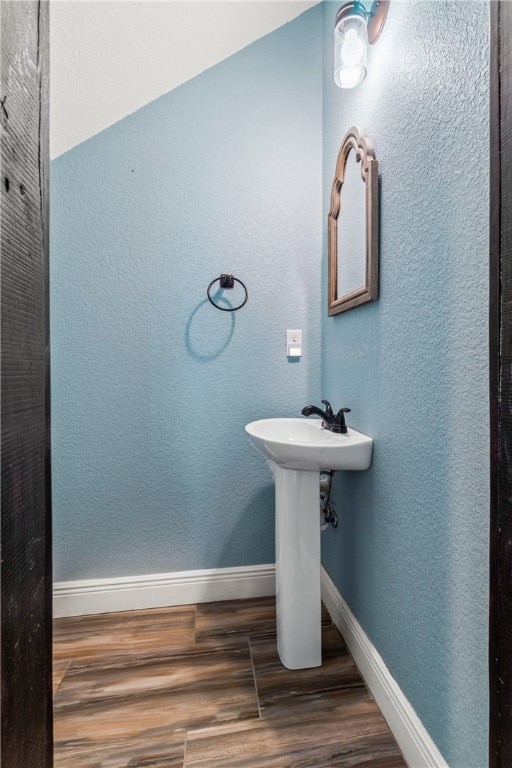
320,471,338,529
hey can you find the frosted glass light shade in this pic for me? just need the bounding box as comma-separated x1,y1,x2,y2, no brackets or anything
334,9,368,89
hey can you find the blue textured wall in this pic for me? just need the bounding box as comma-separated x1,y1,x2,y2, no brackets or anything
321,2,489,766
51,7,322,581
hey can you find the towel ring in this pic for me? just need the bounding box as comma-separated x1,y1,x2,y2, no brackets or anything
207,274,248,312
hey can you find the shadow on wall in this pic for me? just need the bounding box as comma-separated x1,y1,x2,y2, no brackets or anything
185,292,235,361
217,484,275,566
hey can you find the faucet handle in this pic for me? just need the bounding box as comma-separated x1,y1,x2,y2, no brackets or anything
334,407,351,434
321,400,334,419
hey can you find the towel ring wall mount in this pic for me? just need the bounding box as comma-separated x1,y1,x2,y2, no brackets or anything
207,274,248,312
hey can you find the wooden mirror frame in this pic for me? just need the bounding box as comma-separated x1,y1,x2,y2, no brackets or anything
328,127,379,316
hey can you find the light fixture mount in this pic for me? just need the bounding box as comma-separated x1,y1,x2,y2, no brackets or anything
335,0,390,46
335,0,367,28
367,0,390,45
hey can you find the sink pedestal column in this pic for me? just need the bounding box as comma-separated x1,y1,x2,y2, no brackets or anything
274,465,321,669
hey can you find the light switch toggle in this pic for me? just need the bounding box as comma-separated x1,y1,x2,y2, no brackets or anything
287,329,302,358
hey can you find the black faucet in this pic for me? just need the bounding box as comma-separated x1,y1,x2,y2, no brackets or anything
301,400,351,434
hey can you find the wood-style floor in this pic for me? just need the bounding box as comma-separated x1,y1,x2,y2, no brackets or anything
53,597,406,767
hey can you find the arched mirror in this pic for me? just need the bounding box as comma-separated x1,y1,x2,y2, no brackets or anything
328,127,379,315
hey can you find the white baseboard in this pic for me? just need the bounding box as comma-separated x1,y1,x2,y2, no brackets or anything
321,566,448,768
54,564,276,618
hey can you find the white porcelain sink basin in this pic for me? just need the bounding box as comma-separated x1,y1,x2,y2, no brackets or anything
245,417,373,471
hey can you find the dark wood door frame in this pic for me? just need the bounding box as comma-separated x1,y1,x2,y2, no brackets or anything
490,2,512,766
0,2,52,765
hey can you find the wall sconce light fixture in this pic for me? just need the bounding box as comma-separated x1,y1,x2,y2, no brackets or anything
334,0,389,89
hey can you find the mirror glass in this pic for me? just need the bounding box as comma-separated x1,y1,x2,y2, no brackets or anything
337,148,366,298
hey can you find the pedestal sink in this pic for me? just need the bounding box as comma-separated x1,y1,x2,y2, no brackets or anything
245,418,373,670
